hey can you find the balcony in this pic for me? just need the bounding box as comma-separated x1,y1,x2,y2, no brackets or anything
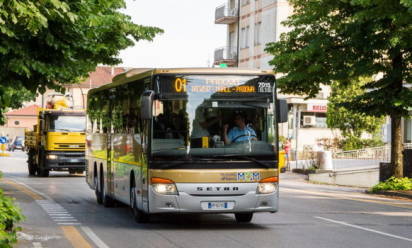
214,47,238,66
215,4,238,24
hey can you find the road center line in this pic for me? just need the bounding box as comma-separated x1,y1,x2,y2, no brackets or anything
315,216,412,243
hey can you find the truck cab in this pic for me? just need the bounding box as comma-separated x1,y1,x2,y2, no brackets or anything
27,109,86,177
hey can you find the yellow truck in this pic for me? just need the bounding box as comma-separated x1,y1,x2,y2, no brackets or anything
26,108,86,177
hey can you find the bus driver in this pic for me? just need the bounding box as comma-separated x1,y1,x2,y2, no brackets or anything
223,114,257,144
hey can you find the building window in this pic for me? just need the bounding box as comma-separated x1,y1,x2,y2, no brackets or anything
14,121,20,126
254,22,261,45
245,26,250,48
405,118,412,143
240,28,245,48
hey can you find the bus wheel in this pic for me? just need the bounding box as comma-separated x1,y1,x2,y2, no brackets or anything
94,176,103,204
130,186,149,223
102,180,114,208
235,213,253,223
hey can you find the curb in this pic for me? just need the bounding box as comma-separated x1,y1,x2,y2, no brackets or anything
367,190,412,200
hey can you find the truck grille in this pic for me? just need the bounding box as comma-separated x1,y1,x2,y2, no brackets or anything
55,143,85,149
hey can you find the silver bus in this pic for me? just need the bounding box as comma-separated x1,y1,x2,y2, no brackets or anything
86,68,287,223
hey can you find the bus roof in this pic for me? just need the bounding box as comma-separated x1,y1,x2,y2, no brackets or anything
89,68,275,95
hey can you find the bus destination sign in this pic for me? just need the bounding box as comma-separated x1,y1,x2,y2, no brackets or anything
158,75,274,96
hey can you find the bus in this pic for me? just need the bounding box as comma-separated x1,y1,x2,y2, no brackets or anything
86,68,287,223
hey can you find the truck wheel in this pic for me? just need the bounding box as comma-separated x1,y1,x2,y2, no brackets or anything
234,213,253,223
39,168,49,177
27,150,36,176
28,163,36,176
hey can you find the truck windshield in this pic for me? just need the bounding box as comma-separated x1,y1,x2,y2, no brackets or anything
48,115,86,132
151,74,277,161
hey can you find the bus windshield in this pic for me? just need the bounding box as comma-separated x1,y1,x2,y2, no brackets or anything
151,74,277,159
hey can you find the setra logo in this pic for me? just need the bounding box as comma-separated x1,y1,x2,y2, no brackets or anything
196,186,239,192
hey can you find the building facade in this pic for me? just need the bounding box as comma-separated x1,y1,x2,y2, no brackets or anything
214,0,337,151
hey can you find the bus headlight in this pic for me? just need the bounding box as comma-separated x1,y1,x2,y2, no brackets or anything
47,154,58,160
151,177,178,195
257,177,278,194
257,183,277,194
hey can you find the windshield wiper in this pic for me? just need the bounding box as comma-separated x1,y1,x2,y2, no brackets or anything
209,155,272,169
55,129,73,132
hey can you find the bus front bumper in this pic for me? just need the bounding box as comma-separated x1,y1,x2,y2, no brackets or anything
148,183,278,214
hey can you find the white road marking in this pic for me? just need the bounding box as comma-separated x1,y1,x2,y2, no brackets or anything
315,216,412,243
32,242,43,248
8,177,108,247
81,226,111,248
36,200,81,225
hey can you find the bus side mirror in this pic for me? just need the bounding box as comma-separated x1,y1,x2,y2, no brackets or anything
277,99,288,123
141,90,155,120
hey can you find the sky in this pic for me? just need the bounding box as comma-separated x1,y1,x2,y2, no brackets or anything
119,0,227,68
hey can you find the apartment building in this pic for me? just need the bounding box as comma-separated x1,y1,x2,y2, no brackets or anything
214,0,338,150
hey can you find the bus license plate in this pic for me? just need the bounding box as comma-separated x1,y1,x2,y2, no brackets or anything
201,201,234,210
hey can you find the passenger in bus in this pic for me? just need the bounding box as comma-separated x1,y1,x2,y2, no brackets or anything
223,114,257,144
191,108,220,139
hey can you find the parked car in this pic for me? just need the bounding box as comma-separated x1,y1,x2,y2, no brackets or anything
8,136,24,151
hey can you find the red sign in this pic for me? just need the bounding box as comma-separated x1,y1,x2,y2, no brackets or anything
308,104,327,112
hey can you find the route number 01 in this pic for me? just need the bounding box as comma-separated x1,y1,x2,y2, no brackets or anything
174,78,187,93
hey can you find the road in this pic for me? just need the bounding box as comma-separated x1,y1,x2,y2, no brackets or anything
1,151,412,248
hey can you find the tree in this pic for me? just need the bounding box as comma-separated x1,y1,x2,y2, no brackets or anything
265,0,412,177
0,0,163,124
327,78,385,150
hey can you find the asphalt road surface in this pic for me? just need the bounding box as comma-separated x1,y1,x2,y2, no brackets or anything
1,151,411,248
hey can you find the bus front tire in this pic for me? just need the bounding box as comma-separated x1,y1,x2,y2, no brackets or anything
235,213,253,223
130,186,149,223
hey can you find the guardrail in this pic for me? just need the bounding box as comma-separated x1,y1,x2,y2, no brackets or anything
214,46,237,64
215,4,238,24
333,143,412,162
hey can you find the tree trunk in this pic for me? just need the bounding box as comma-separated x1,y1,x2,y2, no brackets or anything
391,115,403,178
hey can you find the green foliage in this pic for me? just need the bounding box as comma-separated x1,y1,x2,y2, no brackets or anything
327,77,385,150
265,0,412,118
371,177,412,192
327,78,385,138
340,136,384,151
0,173,24,247
0,0,163,123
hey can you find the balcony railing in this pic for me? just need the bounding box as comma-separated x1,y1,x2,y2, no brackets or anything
215,4,238,24
214,47,238,66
